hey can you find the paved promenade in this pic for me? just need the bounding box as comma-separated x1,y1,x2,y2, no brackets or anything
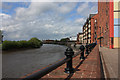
41,45,102,79
99,47,119,79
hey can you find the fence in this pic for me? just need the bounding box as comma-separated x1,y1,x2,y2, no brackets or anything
21,43,96,80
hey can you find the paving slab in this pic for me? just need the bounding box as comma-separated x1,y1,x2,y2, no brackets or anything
99,47,119,79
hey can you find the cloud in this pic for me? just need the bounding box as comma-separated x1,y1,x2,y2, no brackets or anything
77,2,98,17
44,24,54,28
15,2,77,21
0,13,11,19
74,18,85,23
0,13,12,30
58,2,77,14
0,2,2,9
15,2,58,20
1,2,97,40
77,2,89,14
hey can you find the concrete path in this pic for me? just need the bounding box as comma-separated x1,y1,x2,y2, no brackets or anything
99,47,119,79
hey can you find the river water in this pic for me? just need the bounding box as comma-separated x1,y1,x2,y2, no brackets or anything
2,44,67,78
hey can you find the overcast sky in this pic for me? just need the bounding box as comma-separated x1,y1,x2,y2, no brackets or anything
0,2,98,40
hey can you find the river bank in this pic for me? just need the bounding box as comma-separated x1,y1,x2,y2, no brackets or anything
2,37,43,51
2,44,66,53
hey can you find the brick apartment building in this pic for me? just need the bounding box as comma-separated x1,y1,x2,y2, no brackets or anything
83,18,90,44
90,14,99,44
82,1,119,49
83,14,98,44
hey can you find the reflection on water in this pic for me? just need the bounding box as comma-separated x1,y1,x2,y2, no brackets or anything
2,44,67,78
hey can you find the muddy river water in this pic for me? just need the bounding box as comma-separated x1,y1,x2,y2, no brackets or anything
2,44,67,78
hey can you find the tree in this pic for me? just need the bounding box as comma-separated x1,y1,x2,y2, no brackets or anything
60,38,70,42
28,37,42,48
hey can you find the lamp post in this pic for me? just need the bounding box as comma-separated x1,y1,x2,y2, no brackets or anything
0,30,3,43
99,26,101,47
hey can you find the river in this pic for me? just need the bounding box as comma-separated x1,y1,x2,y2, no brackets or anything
2,44,67,78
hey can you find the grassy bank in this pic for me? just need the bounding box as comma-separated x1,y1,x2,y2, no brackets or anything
2,37,43,51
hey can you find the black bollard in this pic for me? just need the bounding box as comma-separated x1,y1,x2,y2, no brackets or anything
74,43,76,48
89,44,92,52
79,45,85,60
65,47,74,74
85,44,89,55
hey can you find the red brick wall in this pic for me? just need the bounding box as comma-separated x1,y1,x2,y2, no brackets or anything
109,1,114,48
98,1,114,48
91,14,99,43
91,17,94,43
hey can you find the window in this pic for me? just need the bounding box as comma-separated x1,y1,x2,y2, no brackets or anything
95,26,96,29
102,9,104,13
89,20,91,23
95,32,96,34
105,29,106,33
106,22,108,29
106,41,107,45
95,19,97,23
111,37,113,44
106,10,108,16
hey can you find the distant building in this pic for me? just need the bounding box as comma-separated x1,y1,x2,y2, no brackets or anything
82,1,119,49
90,14,99,44
43,40,55,43
69,36,77,41
77,33,83,44
83,14,97,44
83,18,90,44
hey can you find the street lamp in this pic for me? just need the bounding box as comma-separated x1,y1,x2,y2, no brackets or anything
0,30,3,43
99,26,101,47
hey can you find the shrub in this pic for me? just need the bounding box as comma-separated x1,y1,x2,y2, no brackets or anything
18,40,29,48
28,37,42,48
2,40,13,50
2,37,43,50
60,38,70,42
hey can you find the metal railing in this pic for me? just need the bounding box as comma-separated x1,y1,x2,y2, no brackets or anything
21,43,96,80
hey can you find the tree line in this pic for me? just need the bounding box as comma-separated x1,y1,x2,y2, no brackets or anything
2,37,43,51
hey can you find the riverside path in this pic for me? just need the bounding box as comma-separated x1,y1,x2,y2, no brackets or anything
99,47,119,79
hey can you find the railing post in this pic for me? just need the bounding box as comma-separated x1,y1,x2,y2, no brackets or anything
89,44,92,52
65,47,74,74
79,45,85,60
85,44,89,55
74,43,76,47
